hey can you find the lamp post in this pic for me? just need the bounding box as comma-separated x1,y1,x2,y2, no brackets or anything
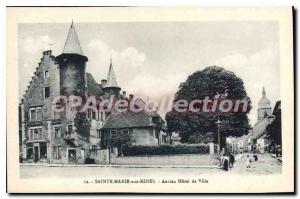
216,119,222,154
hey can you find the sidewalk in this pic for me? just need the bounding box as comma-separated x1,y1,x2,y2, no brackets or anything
270,154,282,162
20,163,220,169
235,154,244,161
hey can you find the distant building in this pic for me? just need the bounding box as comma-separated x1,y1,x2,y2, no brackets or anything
250,87,278,153
257,87,272,122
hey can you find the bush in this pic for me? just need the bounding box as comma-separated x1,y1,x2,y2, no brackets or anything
123,145,209,156
85,158,95,164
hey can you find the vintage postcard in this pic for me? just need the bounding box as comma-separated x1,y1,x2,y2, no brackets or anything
6,7,294,193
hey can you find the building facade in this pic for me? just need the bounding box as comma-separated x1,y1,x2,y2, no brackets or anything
19,22,166,164
250,87,277,153
257,87,272,122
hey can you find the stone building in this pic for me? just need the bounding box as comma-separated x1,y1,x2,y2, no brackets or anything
250,87,276,153
257,87,272,122
101,99,168,148
19,22,165,164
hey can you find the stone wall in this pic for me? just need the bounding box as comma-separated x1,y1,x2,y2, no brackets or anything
110,154,218,165
132,127,158,146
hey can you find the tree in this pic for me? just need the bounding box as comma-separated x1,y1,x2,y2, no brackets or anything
74,111,91,138
165,66,252,144
266,104,281,146
110,131,132,156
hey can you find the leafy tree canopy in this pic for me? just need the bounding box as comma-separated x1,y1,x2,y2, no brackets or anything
74,111,91,138
266,103,281,145
166,66,252,143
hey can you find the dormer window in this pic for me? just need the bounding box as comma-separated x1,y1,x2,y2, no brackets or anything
44,70,49,78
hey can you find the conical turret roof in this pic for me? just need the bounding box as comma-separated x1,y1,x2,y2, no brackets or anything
62,21,84,55
104,58,120,88
258,87,271,109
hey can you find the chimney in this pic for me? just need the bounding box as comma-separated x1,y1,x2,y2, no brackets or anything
122,91,126,98
129,94,134,101
101,79,107,87
43,50,52,55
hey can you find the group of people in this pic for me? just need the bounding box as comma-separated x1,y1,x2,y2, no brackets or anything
220,152,235,171
246,153,258,168
220,151,259,171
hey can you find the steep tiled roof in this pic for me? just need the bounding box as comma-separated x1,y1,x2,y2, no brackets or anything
104,59,119,88
102,110,155,129
62,22,84,55
251,116,274,140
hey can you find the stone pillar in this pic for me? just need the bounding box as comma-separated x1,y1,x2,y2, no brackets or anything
47,143,51,163
209,142,214,155
106,148,110,164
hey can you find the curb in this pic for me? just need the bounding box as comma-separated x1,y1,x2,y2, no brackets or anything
270,154,282,162
20,163,220,169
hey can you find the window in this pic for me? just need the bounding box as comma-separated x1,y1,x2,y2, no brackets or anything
29,109,36,122
100,112,103,121
80,149,85,158
53,146,61,159
122,129,129,135
97,129,101,138
29,129,34,139
29,107,43,121
57,146,61,159
38,128,43,139
44,70,49,78
54,127,60,138
67,125,73,134
34,129,39,139
111,130,116,136
28,127,43,140
44,87,50,98
27,146,33,159
92,145,97,155
36,108,42,121
87,108,96,119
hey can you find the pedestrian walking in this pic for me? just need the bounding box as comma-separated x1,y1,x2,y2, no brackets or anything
253,154,258,161
229,153,235,168
220,153,224,166
246,154,251,168
223,153,230,171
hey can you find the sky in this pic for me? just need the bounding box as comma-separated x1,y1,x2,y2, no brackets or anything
18,21,280,125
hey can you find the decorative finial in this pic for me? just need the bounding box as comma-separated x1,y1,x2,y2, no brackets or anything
262,87,266,98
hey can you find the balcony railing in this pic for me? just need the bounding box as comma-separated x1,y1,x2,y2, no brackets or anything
64,132,76,140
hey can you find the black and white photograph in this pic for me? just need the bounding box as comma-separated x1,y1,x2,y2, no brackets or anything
6,6,294,193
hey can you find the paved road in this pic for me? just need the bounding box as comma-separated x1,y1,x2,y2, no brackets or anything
228,153,282,175
20,166,218,178
20,153,281,178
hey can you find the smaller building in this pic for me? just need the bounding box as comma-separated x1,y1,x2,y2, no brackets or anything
250,116,275,153
250,88,280,154
101,104,168,152
234,135,250,153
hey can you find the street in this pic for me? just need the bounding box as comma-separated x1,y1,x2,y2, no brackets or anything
20,154,281,178
229,153,282,175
